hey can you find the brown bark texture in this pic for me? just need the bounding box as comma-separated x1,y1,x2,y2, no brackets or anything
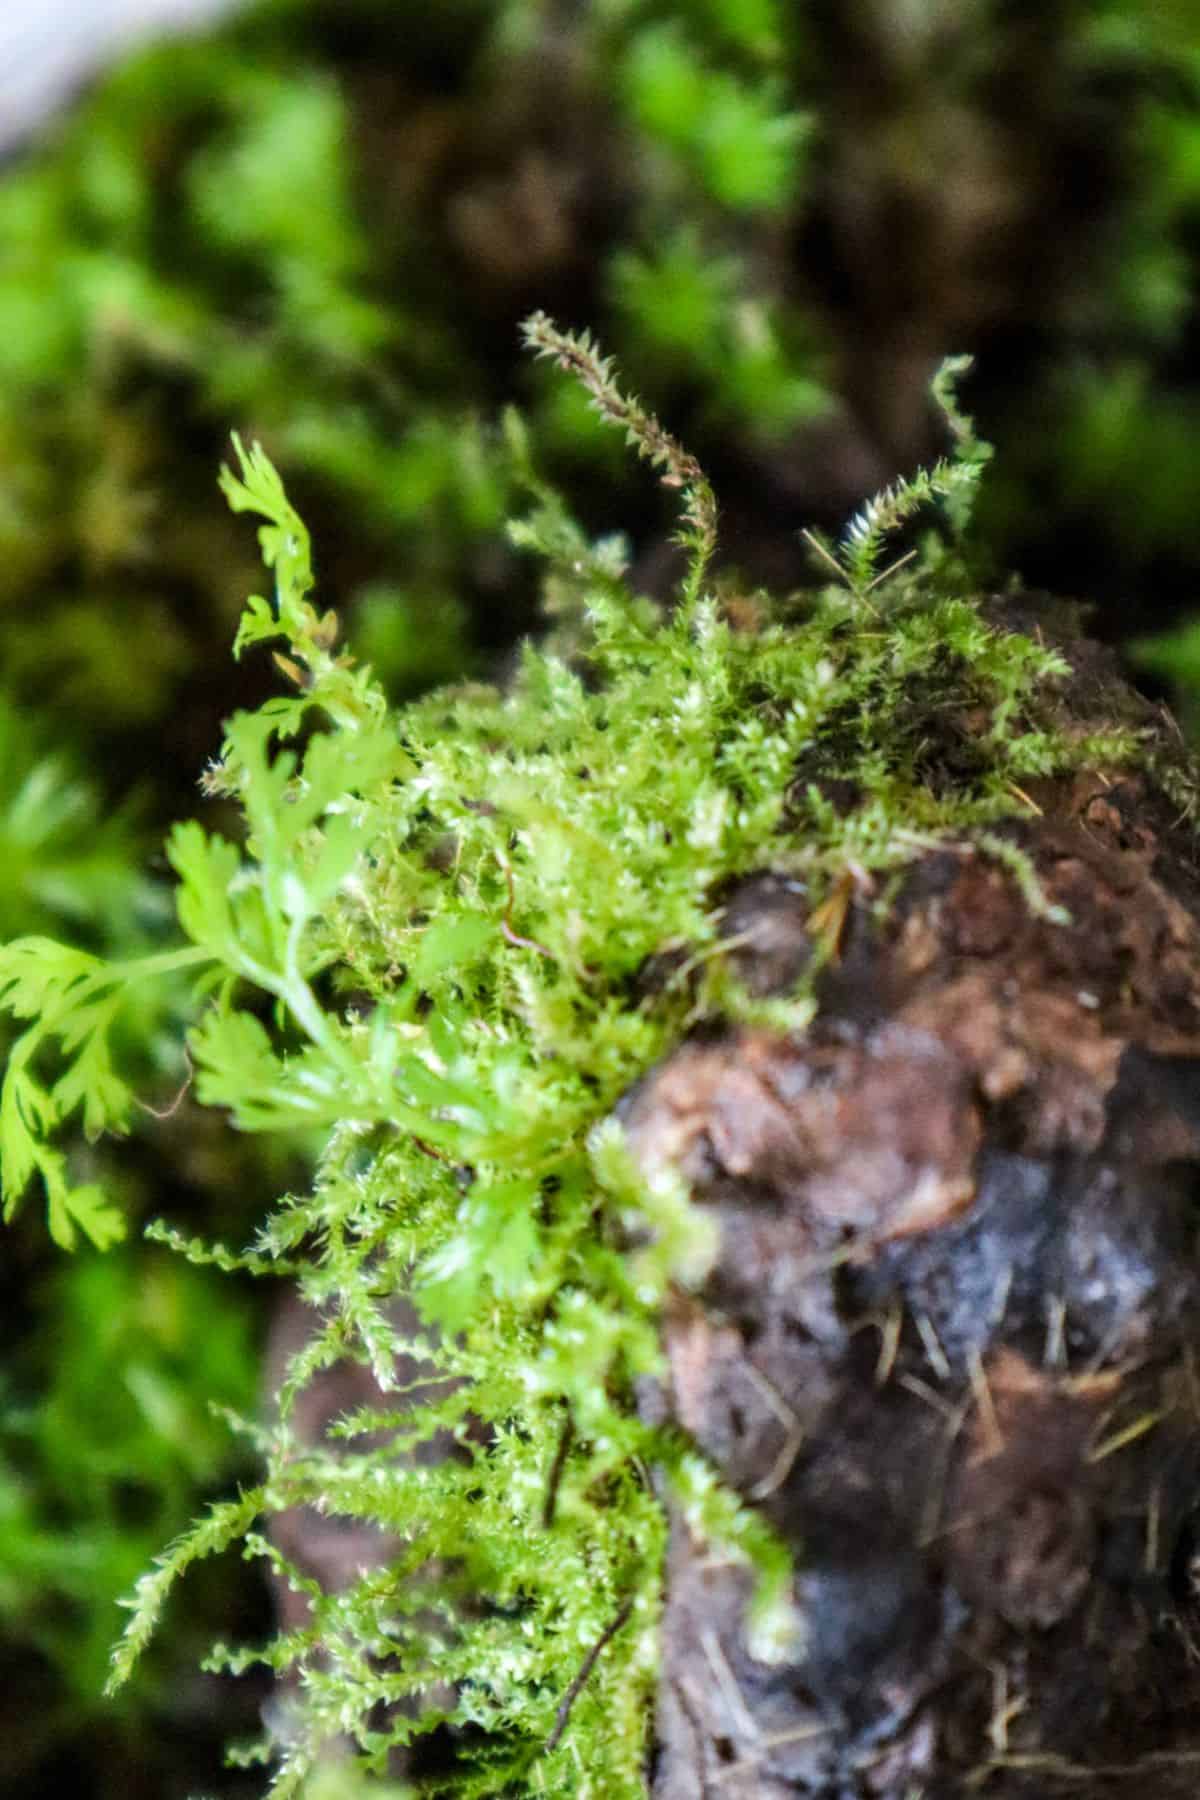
623,609,1200,1798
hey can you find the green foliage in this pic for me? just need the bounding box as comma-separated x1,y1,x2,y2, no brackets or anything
8,0,1200,800
0,1250,256,1702
521,312,718,590
0,15,497,757
1134,614,1200,739
9,3,1199,1789
965,3,1200,641
0,936,211,1248
0,696,155,944
0,702,182,1247
0,328,1138,1794
0,647,261,1765
619,19,810,212
608,229,828,436
820,354,993,600
0,0,829,796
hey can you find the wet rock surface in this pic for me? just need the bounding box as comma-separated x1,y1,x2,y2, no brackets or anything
627,625,1200,1796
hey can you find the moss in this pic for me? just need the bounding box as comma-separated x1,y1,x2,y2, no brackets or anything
0,319,1164,1794
11,8,1200,1791
11,0,1200,820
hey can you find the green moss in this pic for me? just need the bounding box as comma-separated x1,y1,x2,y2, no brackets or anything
11,6,1200,1788
0,1249,256,1700
0,330,1146,1793
10,0,1200,786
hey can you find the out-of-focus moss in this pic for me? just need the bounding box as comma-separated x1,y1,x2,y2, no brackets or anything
0,695,151,940
0,1250,257,1701
0,0,833,805
0,11,513,788
6,0,1200,771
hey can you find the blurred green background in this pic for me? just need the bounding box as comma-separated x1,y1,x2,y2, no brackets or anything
4,0,1200,1792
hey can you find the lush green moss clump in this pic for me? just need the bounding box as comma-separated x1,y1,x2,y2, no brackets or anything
0,326,1144,1794
6,5,1200,1790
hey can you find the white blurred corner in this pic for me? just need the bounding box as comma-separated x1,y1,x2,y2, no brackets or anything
0,0,246,152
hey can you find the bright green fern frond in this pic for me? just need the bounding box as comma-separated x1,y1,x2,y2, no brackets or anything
220,432,315,637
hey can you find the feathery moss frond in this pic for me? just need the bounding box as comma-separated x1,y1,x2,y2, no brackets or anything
521,311,718,601
837,354,994,597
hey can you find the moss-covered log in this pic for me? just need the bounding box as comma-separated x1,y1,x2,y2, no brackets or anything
258,604,1200,1796
625,615,1200,1797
